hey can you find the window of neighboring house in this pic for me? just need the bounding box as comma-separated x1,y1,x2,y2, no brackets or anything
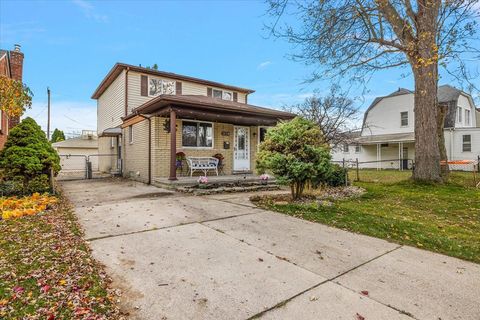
465,109,471,126
458,107,462,123
212,89,233,101
462,135,471,152
182,121,213,148
128,125,133,144
400,111,408,127
148,77,176,96
355,145,361,153
343,143,349,153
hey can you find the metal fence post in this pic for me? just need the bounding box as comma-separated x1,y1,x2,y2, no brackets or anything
356,158,359,181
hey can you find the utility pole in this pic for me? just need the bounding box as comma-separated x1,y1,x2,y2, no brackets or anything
47,87,51,140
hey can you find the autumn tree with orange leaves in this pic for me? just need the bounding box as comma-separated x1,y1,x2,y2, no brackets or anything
0,75,33,118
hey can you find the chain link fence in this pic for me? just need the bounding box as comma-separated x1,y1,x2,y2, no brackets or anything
333,156,480,187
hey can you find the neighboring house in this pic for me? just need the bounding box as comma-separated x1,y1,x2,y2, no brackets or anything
92,63,295,183
0,44,24,149
476,108,480,128
332,85,479,169
53,131,99,171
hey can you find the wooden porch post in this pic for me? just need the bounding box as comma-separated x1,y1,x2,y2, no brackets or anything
169,108,177,181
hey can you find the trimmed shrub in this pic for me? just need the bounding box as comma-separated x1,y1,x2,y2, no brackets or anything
0,117,60,194
256,117,332,199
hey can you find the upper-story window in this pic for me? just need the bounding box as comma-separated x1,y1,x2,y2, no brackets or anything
457,107,462,123
465,109,471,126
355,145,361,153
343,144,349,153
149,77,176,97
400,111,408,127
212,89,233,101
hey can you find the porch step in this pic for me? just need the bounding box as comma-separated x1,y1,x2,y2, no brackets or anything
179,184,280,196
232,170,253,175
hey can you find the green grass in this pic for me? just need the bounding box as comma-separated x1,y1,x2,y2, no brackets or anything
0,196,121,319
256,170,480,263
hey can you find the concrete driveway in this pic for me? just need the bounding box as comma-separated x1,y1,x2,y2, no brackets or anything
61,178,480,320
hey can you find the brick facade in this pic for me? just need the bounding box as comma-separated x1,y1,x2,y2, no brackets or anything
117,116,260,182
0,45,24,149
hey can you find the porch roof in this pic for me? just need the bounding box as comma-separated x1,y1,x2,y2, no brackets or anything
357,132,415,144
99,126,122,137
123,95,296,126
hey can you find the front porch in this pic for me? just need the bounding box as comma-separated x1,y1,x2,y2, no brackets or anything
122,94,295,182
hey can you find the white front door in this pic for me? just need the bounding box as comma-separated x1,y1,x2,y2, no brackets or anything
234,126,250,171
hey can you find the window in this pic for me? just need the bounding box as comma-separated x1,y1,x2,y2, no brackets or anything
400,111,408,126
111,137,115,148
182,121,213,148
128,125,133,144
355,145,361,153
259,127,268,143
148,77,176,96
343,143,349,153
462,135,471,152
465,109,471,126
212,89,233,101
458,107,462,123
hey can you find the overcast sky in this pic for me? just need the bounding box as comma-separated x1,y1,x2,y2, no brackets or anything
1,0,478,136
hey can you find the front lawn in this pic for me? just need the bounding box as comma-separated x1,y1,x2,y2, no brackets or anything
0,195,123,319
254,170,480,263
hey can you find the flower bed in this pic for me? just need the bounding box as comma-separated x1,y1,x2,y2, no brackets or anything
1,193,57,220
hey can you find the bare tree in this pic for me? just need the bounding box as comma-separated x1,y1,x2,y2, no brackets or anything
266,0,479,182
285,86,360,147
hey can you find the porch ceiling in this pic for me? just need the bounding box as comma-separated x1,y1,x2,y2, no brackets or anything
124,95,295,126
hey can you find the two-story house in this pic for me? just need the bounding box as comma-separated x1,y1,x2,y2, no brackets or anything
92,63,295,183
332,85,479,169
0,44,24,149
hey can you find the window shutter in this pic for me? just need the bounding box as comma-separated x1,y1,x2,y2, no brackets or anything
141,75,148,96
176,81,182,95
233,92,238,102
207,87,212,97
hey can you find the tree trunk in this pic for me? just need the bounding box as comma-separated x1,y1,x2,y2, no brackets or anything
411,0,442,183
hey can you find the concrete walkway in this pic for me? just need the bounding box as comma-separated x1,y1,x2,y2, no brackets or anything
61,178,480,320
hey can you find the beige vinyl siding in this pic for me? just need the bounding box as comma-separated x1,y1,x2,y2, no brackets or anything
127,71,249,115
127,71,152,113
123,119,151,182
97,70,125,133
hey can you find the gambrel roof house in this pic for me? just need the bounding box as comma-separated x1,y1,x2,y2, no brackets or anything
332,85,479,170
92,63,295,183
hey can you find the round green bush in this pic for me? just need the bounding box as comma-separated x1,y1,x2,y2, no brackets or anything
0,117,60,194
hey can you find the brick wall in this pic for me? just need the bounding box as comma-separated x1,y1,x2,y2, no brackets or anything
151,117,259,178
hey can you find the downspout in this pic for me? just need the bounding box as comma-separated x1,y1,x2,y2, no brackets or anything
125,67,130,116
148,117,151,184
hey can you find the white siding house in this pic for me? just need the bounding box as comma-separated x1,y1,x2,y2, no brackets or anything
332,85,479,170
